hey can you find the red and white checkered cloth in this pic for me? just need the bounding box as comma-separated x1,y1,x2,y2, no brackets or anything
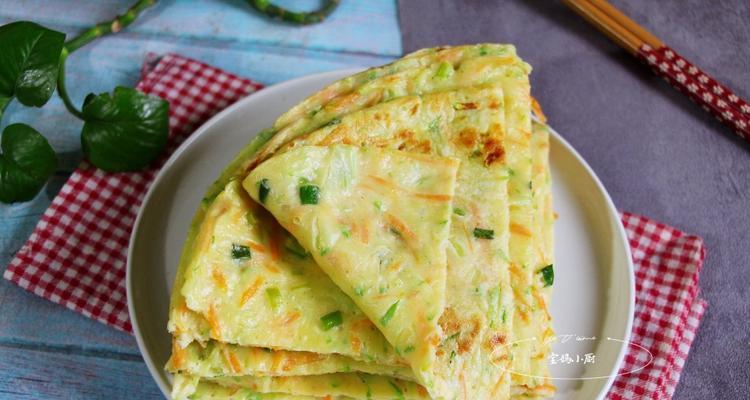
3,54,705,399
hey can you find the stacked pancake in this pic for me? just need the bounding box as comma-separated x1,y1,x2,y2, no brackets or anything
165,44,556,400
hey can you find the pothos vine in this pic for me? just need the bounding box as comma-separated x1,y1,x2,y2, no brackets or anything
0,0,339,204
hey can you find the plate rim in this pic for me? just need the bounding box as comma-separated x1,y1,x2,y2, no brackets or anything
127,68,635,399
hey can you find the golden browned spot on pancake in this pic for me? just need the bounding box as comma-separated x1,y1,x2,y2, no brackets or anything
409,104,419,116
417,385,429,397
332,92,359,111
482,137,505,166
458,102,479,110
457,318,481,354
487,333,507,349
488,98,502,109
350,333,362,353
373,112,383,121
397,129,432,153
454,127,479,149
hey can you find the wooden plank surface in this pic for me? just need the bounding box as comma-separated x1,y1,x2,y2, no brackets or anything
0,1,401,398
0,346,161,399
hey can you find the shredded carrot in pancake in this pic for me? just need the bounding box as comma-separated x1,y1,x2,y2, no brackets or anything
248,242,266,253
384,212,417,241
531,96,547,124
413,192,452,202
510,222,533,237
238,277,264,307
211,266,227,291
206,304,221,340
222,345,242,374
277,312,301,326
363,174,454,202
170,339,185,370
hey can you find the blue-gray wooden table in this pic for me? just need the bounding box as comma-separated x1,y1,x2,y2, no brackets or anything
0,1,400,398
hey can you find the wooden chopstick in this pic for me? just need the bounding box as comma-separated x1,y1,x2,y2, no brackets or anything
560,0,641,54
587,0,662,49
562,0,750,142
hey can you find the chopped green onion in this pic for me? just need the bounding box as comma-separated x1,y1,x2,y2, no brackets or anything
320,310,343,331
341,227,352,238
388,380,405,400
473,228,495,240
299,185,320,205
244,211,256,226
354,286,365,297
435,62,454,79
258,178,270,204
231,244,252,260
265,287,281,310
324,117,341,127
539,264,554,287
373,200,382,211
453,207,466,216
403,345,415,353
380,301,400,326
285,237,308,259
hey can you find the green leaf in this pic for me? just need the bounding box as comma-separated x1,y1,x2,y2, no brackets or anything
81,87,169,172
0,21,65,107
0,123,57,203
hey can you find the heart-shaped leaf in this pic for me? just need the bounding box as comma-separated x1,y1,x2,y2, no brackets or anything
0,123,57,203
81,87,169,172
0,21,65,107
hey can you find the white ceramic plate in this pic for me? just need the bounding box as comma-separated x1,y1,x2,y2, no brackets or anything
128,69,634,399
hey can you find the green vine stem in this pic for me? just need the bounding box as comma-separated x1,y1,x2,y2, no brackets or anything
56,0,158,118
248,0,340,25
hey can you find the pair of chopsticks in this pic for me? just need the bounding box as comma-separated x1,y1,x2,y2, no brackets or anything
562,0,750,142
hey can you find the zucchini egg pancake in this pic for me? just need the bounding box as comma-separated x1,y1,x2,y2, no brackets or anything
166,44,555,399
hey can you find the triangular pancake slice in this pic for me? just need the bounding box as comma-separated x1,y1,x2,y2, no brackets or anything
244,145,459,395
272,84,516,399
175,180,402,366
